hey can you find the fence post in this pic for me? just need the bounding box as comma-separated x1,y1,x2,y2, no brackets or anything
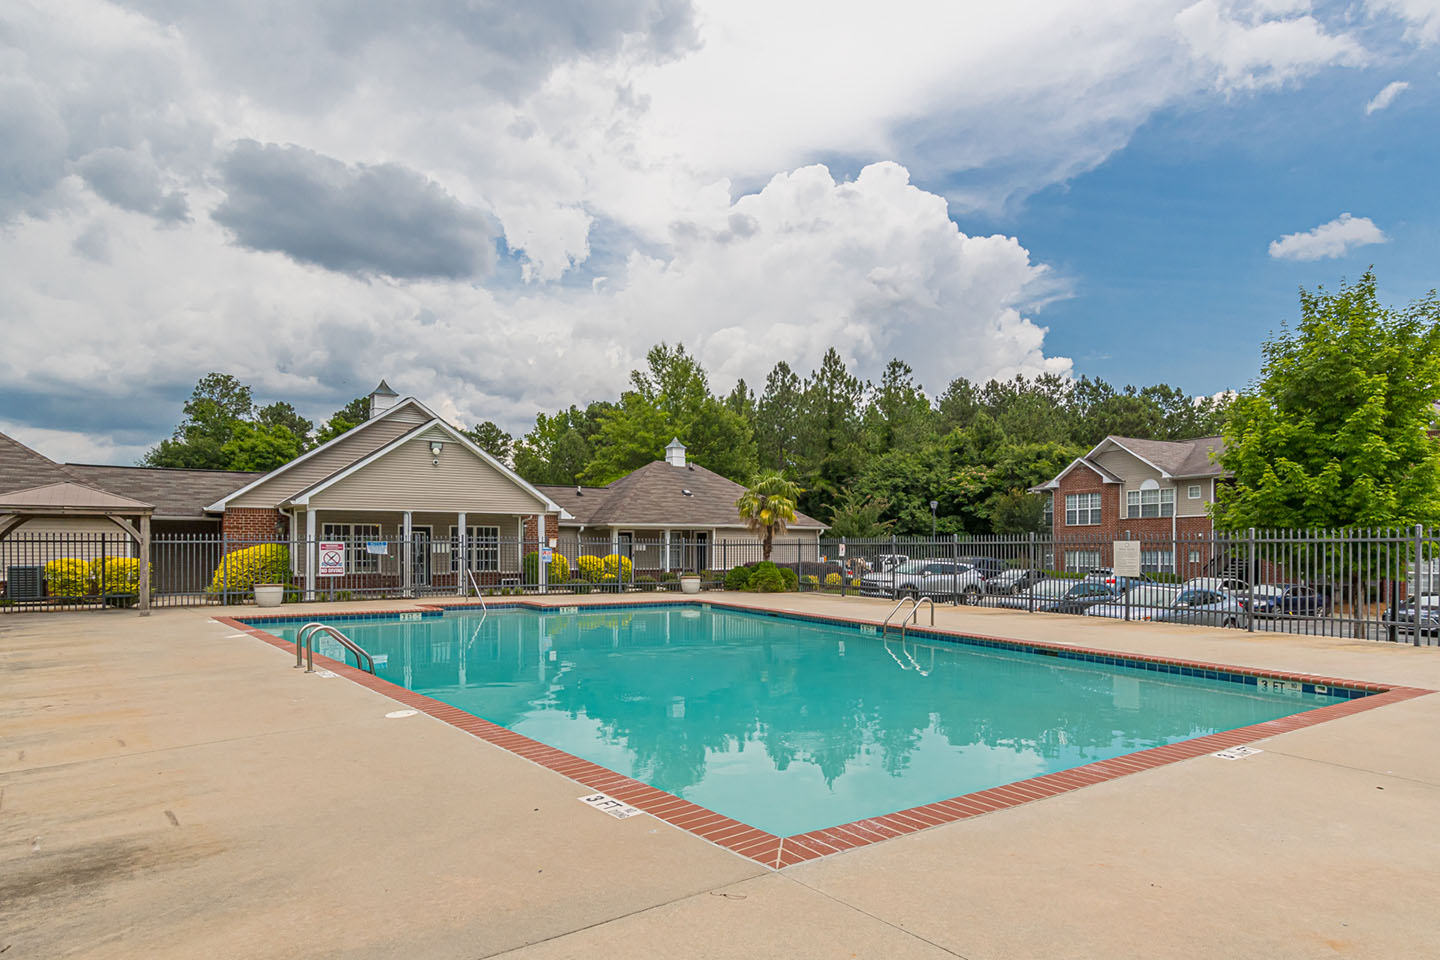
890,533,898,598
952,533,959,606
1028,532,1037,614
222,531,229,606
839,538,847,597
1414,523,1424,647
1246,527,1256,633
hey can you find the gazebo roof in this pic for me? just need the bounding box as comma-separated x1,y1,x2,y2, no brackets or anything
0,481,153,514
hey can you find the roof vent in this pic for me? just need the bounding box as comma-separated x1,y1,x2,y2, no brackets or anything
575,485,582,496
665,437,687,467
682,489,693,497
687,464,694,471
368,379,399,419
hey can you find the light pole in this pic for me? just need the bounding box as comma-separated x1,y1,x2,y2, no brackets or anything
930,500,938,539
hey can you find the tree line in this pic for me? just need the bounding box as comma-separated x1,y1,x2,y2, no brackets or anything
141,273,1439,535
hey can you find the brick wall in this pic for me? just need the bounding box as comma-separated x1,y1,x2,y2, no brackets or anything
522,514,557,546
222,507,285,541
1051,464,1217,573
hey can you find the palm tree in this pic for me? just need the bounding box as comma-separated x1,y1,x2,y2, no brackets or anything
736,473,803,562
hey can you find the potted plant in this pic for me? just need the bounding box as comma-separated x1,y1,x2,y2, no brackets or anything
254,583,285,608
679,572,702,595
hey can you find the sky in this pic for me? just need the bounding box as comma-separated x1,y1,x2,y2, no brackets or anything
1,0,1437,464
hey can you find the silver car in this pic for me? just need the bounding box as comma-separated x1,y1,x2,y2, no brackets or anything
859,559,986,602
1151,588,1246,628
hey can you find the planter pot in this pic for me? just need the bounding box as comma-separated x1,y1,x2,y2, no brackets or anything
254,584,285,608
679,576,701,595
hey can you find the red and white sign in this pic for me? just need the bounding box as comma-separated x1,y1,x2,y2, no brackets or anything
318,542,346,577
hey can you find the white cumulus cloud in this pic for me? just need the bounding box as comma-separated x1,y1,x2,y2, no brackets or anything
1268,213,1388,260
1366,0,1440,45
1365,80,1411,113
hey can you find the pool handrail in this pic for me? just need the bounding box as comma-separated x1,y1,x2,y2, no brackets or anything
466,570,488,614
294,622,376,675
883,595,935,638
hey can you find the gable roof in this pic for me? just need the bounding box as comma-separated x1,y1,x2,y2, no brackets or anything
538,461,824,529
0,431,80,494
64,464,265,519
1028,456,1123,492
1096,436,1226,478
285,418,570,517
0,481,152,513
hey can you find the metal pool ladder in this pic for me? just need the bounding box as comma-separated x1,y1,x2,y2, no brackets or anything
294,622,377,675
466,570,488,621
882,595,934,638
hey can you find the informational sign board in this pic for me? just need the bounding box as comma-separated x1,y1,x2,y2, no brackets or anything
578,792,641,819
1112,540,1141,578
540,547,553,563
365,541,388,555
318,542,346,577
838,543,847,557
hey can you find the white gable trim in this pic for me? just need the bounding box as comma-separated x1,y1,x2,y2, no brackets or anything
286,418,571,518
1030,456,1122,492
1087,436,1174,479
204,397,438,512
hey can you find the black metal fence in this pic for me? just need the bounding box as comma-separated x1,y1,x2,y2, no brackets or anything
3,527,1436,646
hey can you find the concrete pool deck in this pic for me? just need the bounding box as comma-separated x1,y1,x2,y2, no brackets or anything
4,594,1439,959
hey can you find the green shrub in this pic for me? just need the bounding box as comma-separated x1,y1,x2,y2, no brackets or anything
601,553,633,581
779,567,798,592
575,555,605,582
823,572,843,589
724,565,752,591
208,544,290,596
523,551,571,584
803,574,820,588
661,571,679,582
568,579,591,595
45,558,92,597
600,573,618,592
747,562,785,593
636,575,657,591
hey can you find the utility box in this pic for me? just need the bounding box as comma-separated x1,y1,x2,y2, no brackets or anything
6,565,44,601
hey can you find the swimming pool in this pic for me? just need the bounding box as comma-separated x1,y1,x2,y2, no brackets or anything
257,603,1352,837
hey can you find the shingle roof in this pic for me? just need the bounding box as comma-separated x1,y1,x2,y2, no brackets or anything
0,481,152,512
538,461,824,529
1107,436,1225,478
0,431,79,494
63,464,266,519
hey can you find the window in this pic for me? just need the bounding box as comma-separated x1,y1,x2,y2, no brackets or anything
1043,494,1054,528
1065,549,1102,573
321,523,382,572
451,525,499,572
1188,549,1201,564
1140,549,1175,575
1187,484,1202,499
1065,493,1102,526
1126,487,1175,518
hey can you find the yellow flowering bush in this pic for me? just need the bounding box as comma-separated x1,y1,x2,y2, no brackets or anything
208,544,290,596
574,554,605,582
45,558,93,597
601,553,633,580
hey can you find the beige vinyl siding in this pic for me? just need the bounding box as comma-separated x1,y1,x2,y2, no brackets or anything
292,510,529,575
1175,480,1211,517
228,418,419,508
1,516,138,569
306,436,547,513
386,405,429,425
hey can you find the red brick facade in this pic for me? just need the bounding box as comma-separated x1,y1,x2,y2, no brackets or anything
1050,464,1217,575
222,507,286,542
523,514,558,546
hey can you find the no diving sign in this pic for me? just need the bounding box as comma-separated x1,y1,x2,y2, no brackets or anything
318,542,345,577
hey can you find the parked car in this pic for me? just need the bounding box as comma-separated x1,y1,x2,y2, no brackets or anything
984,568,1046,595
1082,567,1159,591
994,579,1119,613
858,559,986,602
1183,576,1249,595
1083,584,1185,620
1381,594,1440,641
1244,584,1329,617
957,556,1007,579
1150,588,1246,628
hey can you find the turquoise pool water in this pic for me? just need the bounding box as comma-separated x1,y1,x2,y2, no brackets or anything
266,605,1344,835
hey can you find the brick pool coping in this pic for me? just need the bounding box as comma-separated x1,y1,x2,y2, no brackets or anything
219,598,1433,870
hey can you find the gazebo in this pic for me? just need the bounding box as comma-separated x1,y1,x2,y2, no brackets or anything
0,481,155,613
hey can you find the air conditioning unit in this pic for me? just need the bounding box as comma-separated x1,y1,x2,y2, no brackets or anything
6,565,44,601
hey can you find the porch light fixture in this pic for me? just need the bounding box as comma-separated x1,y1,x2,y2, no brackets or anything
430,440,443,457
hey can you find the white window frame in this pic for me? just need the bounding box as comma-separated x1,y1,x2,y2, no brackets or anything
1064,549,1102,573
1065,493,1102,526
1140,549,1175,575
451,525,499,572
321,522,382,573
1043,494,1054,528
1187,484,1202,499
1126,487,1175,519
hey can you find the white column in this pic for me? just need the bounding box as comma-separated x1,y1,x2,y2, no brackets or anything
663,529,671,573
536,515,547,594
305,509,316,600
457,512,467,596
516,516,525,586
402,510,413,597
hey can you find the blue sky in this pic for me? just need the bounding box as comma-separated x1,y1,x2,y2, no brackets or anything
960,62,1438,395
0,0,1437,463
